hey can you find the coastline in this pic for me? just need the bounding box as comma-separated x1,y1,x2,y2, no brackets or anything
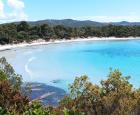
0,37,140,51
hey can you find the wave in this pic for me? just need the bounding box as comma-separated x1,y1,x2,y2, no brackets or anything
25,57,36,79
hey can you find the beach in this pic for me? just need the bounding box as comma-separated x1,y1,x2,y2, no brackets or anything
0,37,140,51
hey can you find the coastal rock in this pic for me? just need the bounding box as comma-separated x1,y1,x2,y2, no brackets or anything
25,82,66,106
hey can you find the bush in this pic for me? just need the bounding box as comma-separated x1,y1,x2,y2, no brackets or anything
1,57,140,115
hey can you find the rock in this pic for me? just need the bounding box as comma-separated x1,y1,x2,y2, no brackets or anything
25,82,67,106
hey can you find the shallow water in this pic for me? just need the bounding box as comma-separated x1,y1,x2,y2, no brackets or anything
1,39,140,91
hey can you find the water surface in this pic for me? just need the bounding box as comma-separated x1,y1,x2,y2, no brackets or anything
1,39,140,91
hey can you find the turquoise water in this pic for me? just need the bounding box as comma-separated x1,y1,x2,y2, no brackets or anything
1,39,140,91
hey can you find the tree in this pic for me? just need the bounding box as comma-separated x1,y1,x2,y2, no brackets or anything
17,21,30,32
54,25,68,39
40,24,54,40
0,80,29,114
0,57,22,90
60,69,140,115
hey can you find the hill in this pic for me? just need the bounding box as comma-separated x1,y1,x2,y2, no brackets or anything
26,19,140,27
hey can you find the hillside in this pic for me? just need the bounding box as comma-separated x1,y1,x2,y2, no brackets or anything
27,19,140,27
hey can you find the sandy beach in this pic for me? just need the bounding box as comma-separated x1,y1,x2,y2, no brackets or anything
0,37,140,51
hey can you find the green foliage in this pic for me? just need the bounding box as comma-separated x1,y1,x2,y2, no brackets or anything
24,101,50,115
0,21,140,45
0,70,7,81
17,21,29,32
59,96,73,106
59,69,140,115
0,107,6,115
62,108,85,115
0,57,22,90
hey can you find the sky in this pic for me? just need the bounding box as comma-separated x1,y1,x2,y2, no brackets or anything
0,0,140,23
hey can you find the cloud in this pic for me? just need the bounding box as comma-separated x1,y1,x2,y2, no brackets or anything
0,0,4,17
0,0,28,23
8,0,24,10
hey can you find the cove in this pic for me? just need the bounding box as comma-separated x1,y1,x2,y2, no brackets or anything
1,38,140,91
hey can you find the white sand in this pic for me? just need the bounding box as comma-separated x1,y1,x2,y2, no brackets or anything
0,37,140,51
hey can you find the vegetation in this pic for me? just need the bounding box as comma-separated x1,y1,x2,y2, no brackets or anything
1,57,140,114
60,71,140,115
0,21,140,44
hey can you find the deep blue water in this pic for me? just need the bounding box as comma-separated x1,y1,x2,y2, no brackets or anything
1,39,140,91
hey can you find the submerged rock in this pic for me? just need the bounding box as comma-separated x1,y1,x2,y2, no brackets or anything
25,82,66,106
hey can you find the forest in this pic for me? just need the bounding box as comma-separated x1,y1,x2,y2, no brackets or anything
0,21,140,45
1,57,140,115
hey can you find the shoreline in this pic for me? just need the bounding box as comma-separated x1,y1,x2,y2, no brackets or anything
0,37,140,51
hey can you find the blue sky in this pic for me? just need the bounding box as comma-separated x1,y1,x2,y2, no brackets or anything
0,0,140,23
